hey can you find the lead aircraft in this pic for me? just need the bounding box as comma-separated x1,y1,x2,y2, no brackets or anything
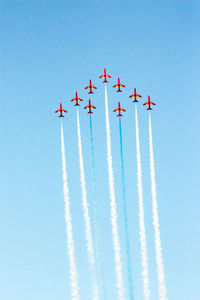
99,68,112,83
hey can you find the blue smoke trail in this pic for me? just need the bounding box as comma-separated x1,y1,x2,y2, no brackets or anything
89,114,106,300
119,117,134,300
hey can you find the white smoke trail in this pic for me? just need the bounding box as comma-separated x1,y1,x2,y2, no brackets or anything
76,110,99,300
60,122,80,300
135,105,151,300
149,113,167,300
105,85,125,300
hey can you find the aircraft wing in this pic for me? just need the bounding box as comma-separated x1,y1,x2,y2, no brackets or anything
84,105,89,109
143,102,148,106
151,102,156,105
91,105,96,109
130,94,141,98
113,108,119,112
113,83,118,88
55,109,60,113
120,83,125,87
121,108,126,112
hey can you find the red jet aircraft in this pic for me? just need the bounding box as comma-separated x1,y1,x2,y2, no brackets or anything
55,103,67,117
113,102,126,117
84,79,97,94
129,88,142,102
143,96,156,110
84,99,96,114
113,77,125,92
99,68,112,83
71,91,83,106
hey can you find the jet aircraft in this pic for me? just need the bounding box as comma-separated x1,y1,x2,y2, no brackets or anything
113,102,126,117
143,96,156,110
84,79,97,94
84,99,96,114
113,77,125,92
71,91,83,106
99,68,112,83
55,103,67,117
129,88,142,102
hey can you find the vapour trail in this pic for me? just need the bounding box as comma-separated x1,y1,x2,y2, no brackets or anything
105,85,125,300
135,105,151,300
60,122,80,300
89,114,106,299
76,110,99,300
119,117,134,300
149,113,167,300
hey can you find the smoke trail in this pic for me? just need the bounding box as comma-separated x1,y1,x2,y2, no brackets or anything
60,122,80,300
149,113,167,300
135,105,151,300
119,117,134,300
89,114,106,299
105,85,125,300
76,110,99,300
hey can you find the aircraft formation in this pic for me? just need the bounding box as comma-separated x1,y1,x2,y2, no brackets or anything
55,67,156,118
57,68,167,300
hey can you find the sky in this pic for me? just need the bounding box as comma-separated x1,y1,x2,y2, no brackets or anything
0,0,200,299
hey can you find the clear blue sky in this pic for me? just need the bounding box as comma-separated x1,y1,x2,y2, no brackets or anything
0,1,199,299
